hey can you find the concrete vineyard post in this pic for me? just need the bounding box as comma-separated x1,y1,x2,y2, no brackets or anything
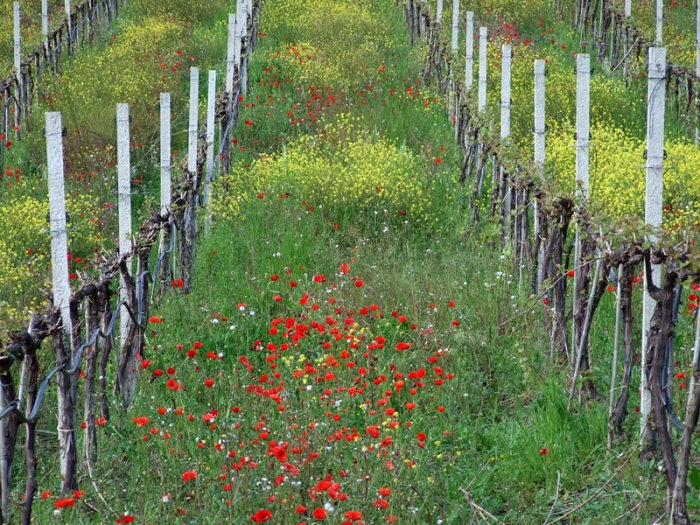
13,3,20,113
42,0,49,53
501,44,512,239
625,0,631,17
204,70,217,236
159,93,171,295
237,0,246,94
65,0,71,42
47,111,74,482
451,0,459,53
478,27,487,112
188,68,199,176
576,54,590,198
641,47,666,434
534,59,546,291
656,0,663,44
226,14,236,93
500,45,512,141
437,0,443,24
465,12,474,90
47,112,73,352
573,54,590,364
234,24,242,80
160,94,171,216
117,103,132,345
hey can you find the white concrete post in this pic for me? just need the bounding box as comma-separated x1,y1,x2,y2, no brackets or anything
237,0,247,95
13,3,21,78
234,6,243,82
451,0,459,53
65,0,71,41
534,59,546,291
478,27,487,112
42,0,49,39
656,0,663,44
625,0,631,17
47,112,72,344
572,54,590,364
501,45,512,238
204,70,217,235
501,45,512,141
117,104,132,343
188,67,200,175
437,0,443,24
576,54,590,198
465,12,474,90
534,60,546,172
641,47,667,433
46,112,74,481
160,93,171,214
226,14,236,92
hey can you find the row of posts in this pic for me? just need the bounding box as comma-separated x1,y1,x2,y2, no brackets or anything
440,0,683,437
43,0,253,484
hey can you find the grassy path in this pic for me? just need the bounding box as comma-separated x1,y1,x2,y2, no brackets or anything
22,0,679,523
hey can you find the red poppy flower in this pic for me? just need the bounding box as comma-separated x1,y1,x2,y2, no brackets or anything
366,425,380,438
355,280,364,288
539,447,549,455
55,498,75,509
251,509,272,522
203,379,215,387
312,508,327,519
182,470,196,482
345,510,363,521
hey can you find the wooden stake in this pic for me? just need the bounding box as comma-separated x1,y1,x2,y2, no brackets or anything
608,264,624,449
465,11,474,90
188,68,199,175
641,47,666,435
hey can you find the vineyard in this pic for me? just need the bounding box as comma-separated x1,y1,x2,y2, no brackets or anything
1,0,700,523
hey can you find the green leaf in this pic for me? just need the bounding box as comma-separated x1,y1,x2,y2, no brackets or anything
689,466,700,490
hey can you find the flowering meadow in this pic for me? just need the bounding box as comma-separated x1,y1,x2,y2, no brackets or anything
2,0,700,523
